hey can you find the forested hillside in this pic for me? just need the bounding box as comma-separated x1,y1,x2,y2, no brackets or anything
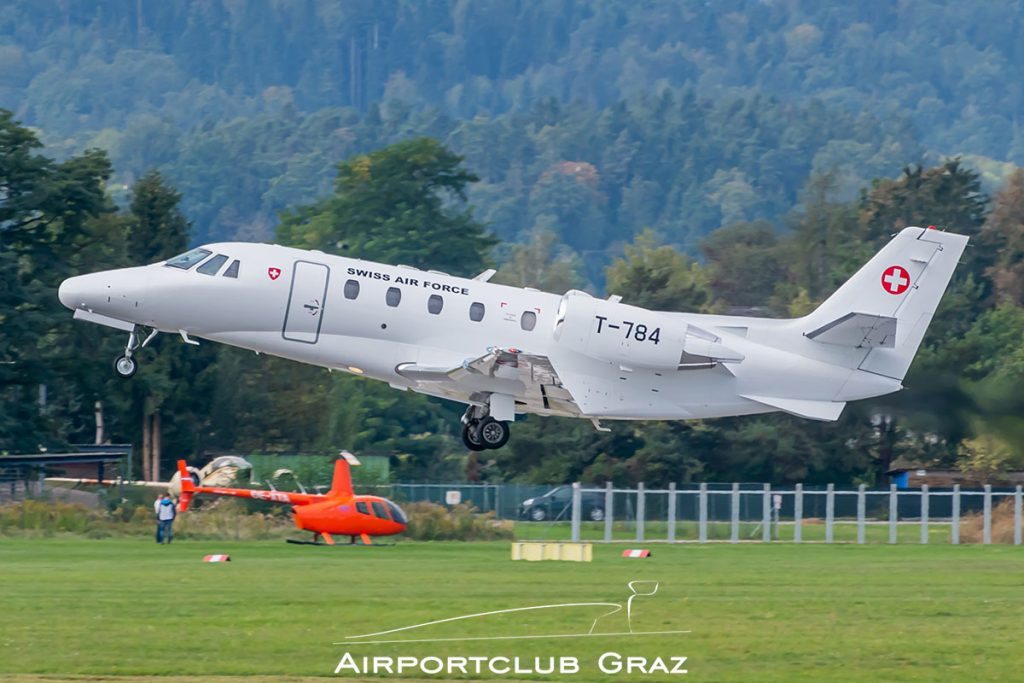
2,1,1022,262
2,1,1024,484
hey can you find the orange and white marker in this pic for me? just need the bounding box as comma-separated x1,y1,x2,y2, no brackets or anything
203,554,231,562
622,549,651,558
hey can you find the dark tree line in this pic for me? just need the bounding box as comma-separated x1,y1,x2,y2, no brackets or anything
3,108,1023,485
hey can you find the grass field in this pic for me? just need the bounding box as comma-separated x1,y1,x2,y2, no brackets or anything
2,538,1023,682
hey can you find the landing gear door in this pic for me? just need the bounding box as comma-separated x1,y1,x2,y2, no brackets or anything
282,261,329,344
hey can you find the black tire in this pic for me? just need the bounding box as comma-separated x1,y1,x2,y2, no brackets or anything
588,507,605,522
528,506,547,522
477,416,510,449
114,355,137,378
461,421,486,451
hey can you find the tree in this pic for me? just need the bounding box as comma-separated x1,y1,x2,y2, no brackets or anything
605,230,712,312
982,168,1024,306
277,137,495,276
126,170,189,263
0,110,113,452
494,227,586,293
700,220,786,309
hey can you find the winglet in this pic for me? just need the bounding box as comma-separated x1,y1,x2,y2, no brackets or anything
472,269,496,282
176,460,195,512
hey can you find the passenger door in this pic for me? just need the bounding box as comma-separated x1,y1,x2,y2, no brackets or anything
282,260,330,344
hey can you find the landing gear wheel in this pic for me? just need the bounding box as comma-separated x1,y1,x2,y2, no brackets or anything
462,421,486,451
476,416,510,450
114,355,137,378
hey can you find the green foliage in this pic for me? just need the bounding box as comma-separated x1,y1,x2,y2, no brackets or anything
401,502,513,541
278,137,494,276
605,229,712,312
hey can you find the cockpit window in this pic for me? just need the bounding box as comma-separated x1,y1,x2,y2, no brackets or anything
371,501,390,519
387,502,408,524
355,501,369,515
223,260,240,278
196,254,229,275
164,248,212,270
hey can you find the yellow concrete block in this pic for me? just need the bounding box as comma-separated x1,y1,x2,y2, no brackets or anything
511,542,592,562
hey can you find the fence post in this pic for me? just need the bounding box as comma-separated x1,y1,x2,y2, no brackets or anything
856,484,866,545
983,483,991,548
698,483,708,543
951,484,960,545
571,482,581,543
604,482,613,543
636,482,645,542
983,485,992,545
825,483,835,544
1015,485,1022,546
888,484,898,544
667,483,677,543
762,484,771,543
495,485,501,520
794,483,803,543
920,484,929,545
730,483,740,544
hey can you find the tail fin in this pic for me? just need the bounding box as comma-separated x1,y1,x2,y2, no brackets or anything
328,451,360,498
801,226,968,380
177,460,195,512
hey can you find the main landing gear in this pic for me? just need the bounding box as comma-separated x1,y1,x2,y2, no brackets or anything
461,407,511,451
113,326,158,378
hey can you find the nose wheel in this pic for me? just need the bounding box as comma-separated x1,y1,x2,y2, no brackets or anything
112,326,157,379
114,355,138,378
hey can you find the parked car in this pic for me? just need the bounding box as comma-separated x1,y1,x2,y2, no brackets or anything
520,486,606,522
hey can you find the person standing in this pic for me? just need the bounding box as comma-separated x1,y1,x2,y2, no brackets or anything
154,492,176,544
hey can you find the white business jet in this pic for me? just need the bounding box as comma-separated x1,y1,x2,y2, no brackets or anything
58,226,967,451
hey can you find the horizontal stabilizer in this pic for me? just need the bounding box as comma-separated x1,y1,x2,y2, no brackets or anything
805,312,897,348
741,394,846,421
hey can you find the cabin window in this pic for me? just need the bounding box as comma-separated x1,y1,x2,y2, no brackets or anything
521,310,537,331
469,301,485,322
428,294,444,314
196,254,229,275
164,248,212,270
371,501,390,519
355,501,369,515
387,502,408,524
223,260,240,278
386,287,402,307
344,279,360,300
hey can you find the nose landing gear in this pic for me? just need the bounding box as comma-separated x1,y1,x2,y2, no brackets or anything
113,326,158,378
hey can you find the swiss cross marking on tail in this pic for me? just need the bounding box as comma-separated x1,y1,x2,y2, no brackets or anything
881,265,910,295
268,267,282,281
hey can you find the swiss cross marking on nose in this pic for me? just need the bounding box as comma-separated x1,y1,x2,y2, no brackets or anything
268,267,282,280
882,265,910,294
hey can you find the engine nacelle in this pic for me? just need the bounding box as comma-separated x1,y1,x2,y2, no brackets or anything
552,291,743,370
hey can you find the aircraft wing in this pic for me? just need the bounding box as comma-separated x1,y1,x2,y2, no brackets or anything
396,348,583,417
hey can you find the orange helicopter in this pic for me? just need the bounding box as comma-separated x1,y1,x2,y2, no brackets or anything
176,454,407,545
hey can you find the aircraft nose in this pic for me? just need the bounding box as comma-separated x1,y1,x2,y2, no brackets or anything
58,274,91,310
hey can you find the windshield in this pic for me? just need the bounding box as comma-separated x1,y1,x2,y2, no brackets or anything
386,501,408,524
164,248,212,270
